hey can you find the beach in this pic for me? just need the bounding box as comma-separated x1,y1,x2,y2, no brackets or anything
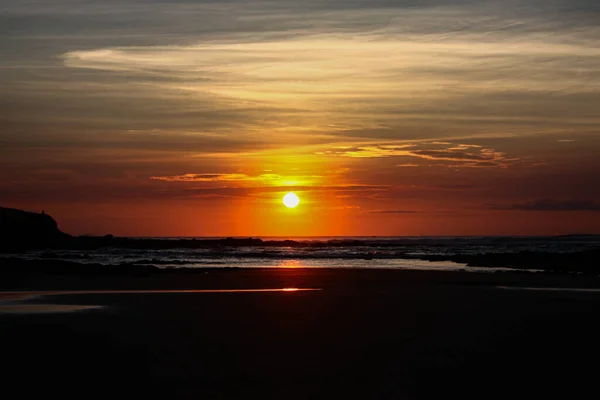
3,0,600,397
2,268,600,399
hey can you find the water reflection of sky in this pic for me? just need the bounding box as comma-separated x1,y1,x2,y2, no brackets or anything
0,293,105,314
0,288,320,315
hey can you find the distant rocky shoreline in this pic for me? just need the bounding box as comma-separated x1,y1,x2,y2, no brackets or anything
2,248,599,275
2,206,599,274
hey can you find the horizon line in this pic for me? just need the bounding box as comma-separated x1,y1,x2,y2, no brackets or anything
81,234,600,239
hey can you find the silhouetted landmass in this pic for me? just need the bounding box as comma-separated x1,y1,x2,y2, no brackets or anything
0,207,72,252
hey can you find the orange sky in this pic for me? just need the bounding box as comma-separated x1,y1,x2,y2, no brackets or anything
1,0,599,236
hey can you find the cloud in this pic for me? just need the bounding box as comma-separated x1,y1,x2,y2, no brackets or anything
150,173,280,182
50,3,600,143
165,184,390,200
411,149,486,161
317,142,518,167
315,145,413,158
430,184,475,190
2,0,600,162
147,170,389,198
149,172,330,188
2,0,600,227
368,210,416,214
490,199,600,211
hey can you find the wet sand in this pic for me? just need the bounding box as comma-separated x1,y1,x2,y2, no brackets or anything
2,268,600,399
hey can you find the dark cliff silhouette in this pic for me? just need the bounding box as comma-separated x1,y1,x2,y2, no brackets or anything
0,207,72,252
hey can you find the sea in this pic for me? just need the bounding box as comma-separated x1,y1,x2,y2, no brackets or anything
3,235,599,273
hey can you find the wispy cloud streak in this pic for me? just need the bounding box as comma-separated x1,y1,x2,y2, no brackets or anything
150,173,281,183
317,142,518,167
56,5,600,140
490,199,600,211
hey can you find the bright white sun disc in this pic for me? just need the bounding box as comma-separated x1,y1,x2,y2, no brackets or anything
283,192,300,208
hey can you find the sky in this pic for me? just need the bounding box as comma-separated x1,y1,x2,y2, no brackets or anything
1,0,599,236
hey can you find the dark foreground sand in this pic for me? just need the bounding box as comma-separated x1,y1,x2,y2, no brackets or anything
2,268,600,399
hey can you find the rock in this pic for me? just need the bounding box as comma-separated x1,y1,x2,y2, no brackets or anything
0,207,72,251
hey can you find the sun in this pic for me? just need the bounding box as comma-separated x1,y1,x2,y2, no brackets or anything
283,192,300,208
